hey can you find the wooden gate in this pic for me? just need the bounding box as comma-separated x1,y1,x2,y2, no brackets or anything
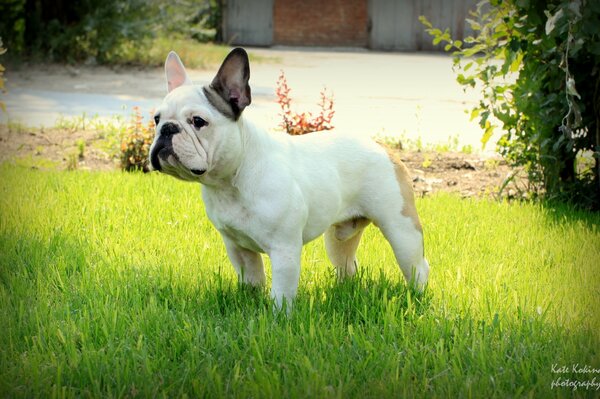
223,0,274,46
369,0,479,51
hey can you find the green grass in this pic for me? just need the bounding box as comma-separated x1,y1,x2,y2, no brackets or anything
0,165,599,398
5,38,274,70
111,37,274,69
374,133,475,154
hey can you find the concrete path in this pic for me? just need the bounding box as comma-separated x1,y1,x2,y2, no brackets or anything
2,47,489,150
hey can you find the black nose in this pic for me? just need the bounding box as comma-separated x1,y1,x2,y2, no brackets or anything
160,122,180,137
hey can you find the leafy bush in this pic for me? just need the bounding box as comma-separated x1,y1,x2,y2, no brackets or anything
154,0,222,43
421,0,600,209
0,0,222,64
0,38,5,113
0,0,156,63
0,0,25,55
276,71,335,135
112,37,233,69
120,107,154,172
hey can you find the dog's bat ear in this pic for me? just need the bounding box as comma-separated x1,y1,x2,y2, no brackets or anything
210,47,251,118
165,51,192,93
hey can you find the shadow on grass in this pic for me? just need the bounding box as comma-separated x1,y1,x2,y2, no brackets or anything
0,228,508,332
163,264,434,324
3,231,599,398
540,199,600,229
295,268,432,325
133,261,432,325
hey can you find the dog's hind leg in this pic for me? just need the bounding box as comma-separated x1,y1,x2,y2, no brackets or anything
324,217,370,279
368,145,429,291
376,218,429,291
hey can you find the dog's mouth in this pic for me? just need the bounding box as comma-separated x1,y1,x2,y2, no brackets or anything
150,141,175,172
151,144,205,181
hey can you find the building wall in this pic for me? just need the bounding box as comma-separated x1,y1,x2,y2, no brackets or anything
369,0,479,51
223,0,479,51
273,0,368,47
224,0,274,46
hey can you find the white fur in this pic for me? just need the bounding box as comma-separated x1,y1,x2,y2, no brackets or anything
151,53,429,309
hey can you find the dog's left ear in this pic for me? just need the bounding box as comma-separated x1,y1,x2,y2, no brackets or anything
210,47,251,118
165,51,192,93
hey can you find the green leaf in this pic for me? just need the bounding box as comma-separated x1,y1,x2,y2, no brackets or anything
544,9,564,35
566,77,581,99
552,135,565,152
480,110,490,127
509,52,523,72
464,44,485,57
470,108,481,121
418,15,433,28
456,74,475,87
481,121,494,149
466,19,481,31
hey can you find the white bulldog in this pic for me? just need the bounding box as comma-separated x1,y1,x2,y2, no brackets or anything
149,48,429,309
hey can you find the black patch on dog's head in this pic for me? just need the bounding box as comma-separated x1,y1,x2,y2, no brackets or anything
208,48,251,120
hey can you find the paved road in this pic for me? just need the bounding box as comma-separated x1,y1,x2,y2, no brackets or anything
2,47,489,150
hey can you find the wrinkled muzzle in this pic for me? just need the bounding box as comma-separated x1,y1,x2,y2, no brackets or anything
150,122,180,172
149,122,206,180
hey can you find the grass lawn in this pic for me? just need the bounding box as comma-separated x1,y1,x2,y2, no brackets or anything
0,165,599,398
106,38,274,69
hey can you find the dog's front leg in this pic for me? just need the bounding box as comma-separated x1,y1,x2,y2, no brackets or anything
268,244,302,311
221,235,266,287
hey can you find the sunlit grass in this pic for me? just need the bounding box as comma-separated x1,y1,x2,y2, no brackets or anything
0,165,598,397
114,37,275,69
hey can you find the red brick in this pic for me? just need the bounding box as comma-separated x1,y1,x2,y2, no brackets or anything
274,0,368,46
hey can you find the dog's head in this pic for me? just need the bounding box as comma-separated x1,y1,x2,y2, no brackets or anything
149,48,251,182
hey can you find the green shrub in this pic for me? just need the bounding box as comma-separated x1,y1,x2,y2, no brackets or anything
0,0,222,64
111,37,233,68
0,38,5,113
120,107,154,172
154,0,222,42
0,0,25,55
0,0,155,63
421,0,600,209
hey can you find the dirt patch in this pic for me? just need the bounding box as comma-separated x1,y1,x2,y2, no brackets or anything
0,124,118,171
399,151,524,199
0,124,525,198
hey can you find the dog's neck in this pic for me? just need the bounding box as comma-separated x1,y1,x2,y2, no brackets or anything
239,117,277,159
201,116,277,191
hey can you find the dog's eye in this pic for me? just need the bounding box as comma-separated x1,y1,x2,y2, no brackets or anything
192,116,207,129
154,115,160,125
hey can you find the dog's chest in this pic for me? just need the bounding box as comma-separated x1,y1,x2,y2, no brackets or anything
202,188,266,253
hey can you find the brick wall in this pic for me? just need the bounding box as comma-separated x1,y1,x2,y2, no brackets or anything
273,0,368,46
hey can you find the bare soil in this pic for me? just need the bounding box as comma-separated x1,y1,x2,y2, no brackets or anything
0,124,525,199
0,124,118,171
399,151,523,199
